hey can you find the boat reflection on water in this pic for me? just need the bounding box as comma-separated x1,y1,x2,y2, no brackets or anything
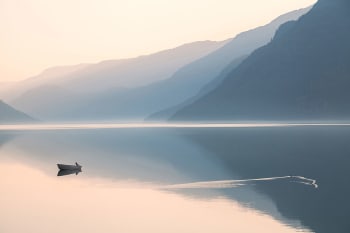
57,169,82,176
57,162,82,176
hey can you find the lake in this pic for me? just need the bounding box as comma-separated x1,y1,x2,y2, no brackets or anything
1,124,349,233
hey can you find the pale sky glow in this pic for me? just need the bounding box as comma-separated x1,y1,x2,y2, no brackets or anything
0,162,311,233
0,0,316,82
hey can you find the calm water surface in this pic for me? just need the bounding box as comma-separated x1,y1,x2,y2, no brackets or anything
1,125,349,233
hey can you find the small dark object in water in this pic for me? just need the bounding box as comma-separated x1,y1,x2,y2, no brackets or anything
57,162,82,176
57,169,81,176
57,162,82,170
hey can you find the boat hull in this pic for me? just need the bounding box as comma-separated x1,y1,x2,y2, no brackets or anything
57,164,82,170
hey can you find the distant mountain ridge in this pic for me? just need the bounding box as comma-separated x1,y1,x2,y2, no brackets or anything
0,100,35,124
7,41,226,119
6,7,312,121
2,40,225,102
171,0,350,121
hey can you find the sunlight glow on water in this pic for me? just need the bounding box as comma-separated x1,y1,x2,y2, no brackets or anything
1,125,340,233
0,162,312,233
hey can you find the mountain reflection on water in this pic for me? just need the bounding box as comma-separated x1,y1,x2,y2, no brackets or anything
1,125,349,232
186,126,350,233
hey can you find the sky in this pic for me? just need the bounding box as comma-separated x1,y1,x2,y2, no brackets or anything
0,0,316,82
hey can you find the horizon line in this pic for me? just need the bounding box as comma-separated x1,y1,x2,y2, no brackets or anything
1,122,350,131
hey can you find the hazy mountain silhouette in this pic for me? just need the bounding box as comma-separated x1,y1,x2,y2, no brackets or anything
4,41,223,99
7,41,225,119
0,100,35,124
0,64,89,101
171,0,350,121
147,6,311,120
9,7,310,121
147,56,247,120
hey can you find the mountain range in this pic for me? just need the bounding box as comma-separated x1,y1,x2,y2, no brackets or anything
3,7,311,121
171,0,350,121
3,41,226,120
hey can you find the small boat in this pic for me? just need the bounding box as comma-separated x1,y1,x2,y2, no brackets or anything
57,162,82,171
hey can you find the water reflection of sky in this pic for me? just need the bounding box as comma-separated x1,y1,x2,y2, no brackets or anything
0,162,311,233
0,128,316,233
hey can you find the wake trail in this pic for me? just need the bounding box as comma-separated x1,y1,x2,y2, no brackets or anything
164,176,318,189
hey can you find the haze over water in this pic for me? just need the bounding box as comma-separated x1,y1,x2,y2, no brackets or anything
1,124,349,233
1,0,349,232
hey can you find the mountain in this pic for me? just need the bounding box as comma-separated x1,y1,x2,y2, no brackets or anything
3,41,225,101
0,64,89,101
147,6,312,120
9,7,311,121
171,0,350,121
146,56,247,121
0,100,35,124
7,41,226,120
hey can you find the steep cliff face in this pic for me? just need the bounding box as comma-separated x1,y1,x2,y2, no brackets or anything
172,0,350,121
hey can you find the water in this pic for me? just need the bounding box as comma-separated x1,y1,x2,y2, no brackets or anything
1,124,349,233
